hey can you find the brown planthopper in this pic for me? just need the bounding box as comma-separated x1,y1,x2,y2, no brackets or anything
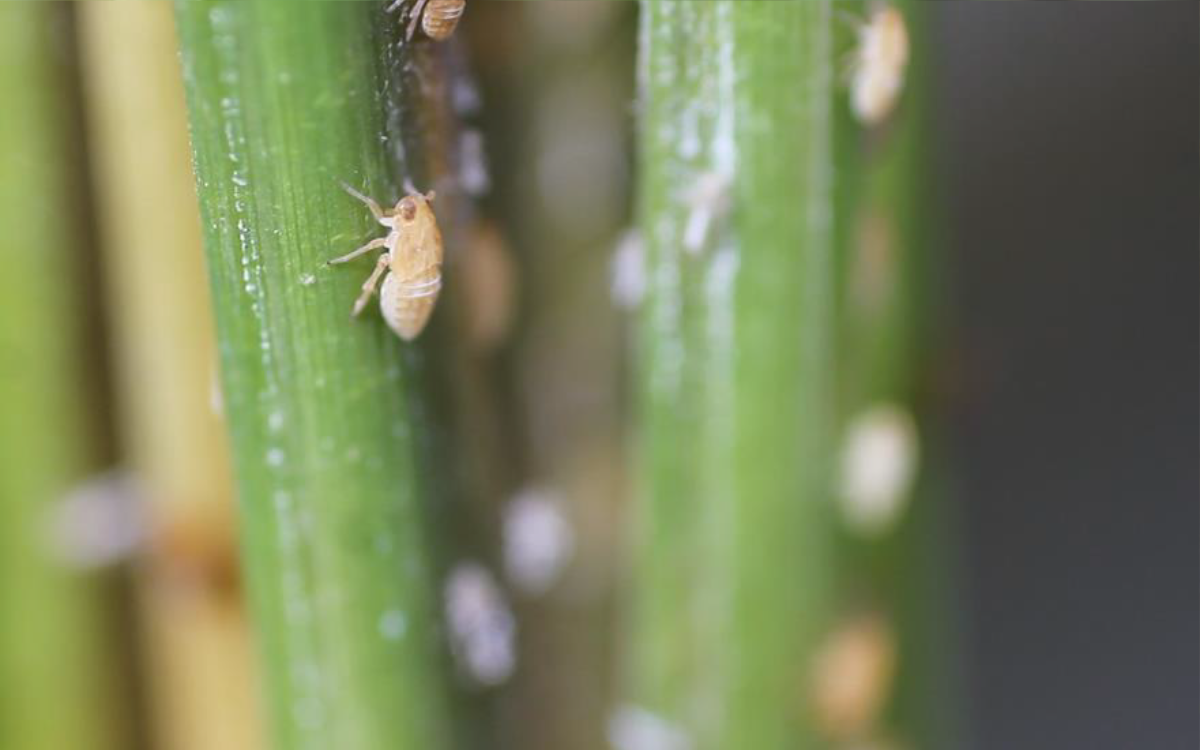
327,182,443,341
387,0,466,42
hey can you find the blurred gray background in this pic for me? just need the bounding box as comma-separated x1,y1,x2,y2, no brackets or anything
935,3,1196,749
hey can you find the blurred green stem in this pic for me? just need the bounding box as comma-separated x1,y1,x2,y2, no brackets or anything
0,4,124,750
626,2,836,748
78,3,263,748
831,2,962,746
175,2,455,749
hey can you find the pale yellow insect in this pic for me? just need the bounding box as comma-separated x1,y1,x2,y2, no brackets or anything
808,612,897,741
328,183,443,341
387,0,466,42
848,3,909,125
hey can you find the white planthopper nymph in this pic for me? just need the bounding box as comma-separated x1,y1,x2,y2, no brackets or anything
327,182,444,341
848,3,910,126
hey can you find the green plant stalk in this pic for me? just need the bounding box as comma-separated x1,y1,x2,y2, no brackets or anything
175,3,454,749
831,2,961,747
0,4,123,750
627,2,836,748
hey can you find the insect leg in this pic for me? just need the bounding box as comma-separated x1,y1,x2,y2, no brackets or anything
351,253,392,317
406,0,430,41
385,0,405,13
340,182,394,227
326,236,388,266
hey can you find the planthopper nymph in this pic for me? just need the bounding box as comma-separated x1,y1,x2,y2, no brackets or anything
327,183,444,341
388,0,466,42
847,3,909,126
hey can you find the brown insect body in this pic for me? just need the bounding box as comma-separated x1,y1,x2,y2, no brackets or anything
420,0,465,41
380,194,443,340
809,613,897,741
394,0,464,42
328,185,443,341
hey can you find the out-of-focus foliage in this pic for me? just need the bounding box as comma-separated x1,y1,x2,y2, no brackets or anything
77,3,263,748
0,4,127,749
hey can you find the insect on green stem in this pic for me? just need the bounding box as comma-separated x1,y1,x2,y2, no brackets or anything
174,2,457,748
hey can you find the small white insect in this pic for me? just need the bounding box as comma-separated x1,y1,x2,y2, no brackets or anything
682,171,731,254
444,562,517,686
327,182,443,341
502,488,574,596
847,3,910,125
458,128,490,196
611,228,646,310
47,470,145,569
608,705,692,750
837,403,919,536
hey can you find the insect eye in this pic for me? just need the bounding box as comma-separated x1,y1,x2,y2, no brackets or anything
398,198,418,222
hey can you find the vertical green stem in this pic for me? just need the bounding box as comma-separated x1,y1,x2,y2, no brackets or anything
627,2,836,748
832,3,961,747
175,3,454,749
0,4,124,750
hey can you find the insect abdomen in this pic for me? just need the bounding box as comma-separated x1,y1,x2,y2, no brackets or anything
380,267,441,341
422,0,465,41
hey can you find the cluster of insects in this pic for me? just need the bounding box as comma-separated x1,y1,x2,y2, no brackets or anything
331,1,905,341
387,0,465,41
327,184,444,341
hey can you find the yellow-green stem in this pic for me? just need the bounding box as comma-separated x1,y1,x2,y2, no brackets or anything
0,4,125,749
